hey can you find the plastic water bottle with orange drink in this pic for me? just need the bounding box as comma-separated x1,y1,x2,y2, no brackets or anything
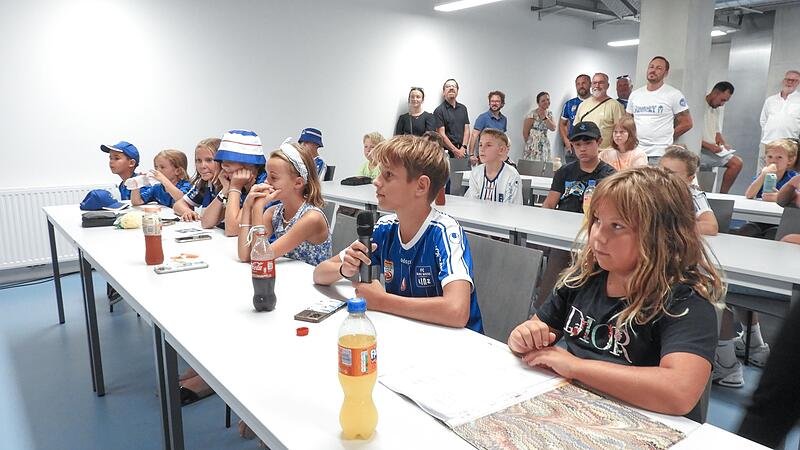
338,297,378,440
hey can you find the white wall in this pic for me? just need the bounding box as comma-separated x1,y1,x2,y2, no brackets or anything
0,0,637,189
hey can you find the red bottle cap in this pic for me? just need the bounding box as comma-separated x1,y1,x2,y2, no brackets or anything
296,327,309,336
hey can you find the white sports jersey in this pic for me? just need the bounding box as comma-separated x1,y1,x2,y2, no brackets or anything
465,163,522,204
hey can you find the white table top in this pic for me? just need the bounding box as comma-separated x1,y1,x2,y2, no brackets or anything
321,182,800,296
459,171,785,224
43,204,765,449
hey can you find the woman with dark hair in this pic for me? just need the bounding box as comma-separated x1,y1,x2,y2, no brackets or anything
522,91,556,161
395,87,436,136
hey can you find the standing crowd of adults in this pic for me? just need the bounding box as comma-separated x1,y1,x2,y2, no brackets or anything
391,58,800,194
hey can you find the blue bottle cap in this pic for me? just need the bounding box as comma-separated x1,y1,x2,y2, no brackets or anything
587,180,596,186
347,297,367,313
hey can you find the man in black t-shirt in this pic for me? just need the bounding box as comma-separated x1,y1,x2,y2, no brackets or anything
543,121,616,212
434,79,470,159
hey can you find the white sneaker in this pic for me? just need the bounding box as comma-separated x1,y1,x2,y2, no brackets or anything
712,357,744,388
734,333,770,367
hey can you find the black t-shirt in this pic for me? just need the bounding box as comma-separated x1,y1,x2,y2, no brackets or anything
395,112,436,137
549,160,616,213
433,101,470,149
537,271,718,368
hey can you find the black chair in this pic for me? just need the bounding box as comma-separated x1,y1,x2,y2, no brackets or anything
323,166,336,182
707,198,734,234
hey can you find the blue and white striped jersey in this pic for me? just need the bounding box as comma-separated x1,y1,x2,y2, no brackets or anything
465,163,522,204
370,209,484,333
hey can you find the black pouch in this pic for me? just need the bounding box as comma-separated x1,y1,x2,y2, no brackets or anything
340,176,373,186
81,211,118,228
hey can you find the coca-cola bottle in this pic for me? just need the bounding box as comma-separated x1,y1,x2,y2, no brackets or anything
250,225,277,312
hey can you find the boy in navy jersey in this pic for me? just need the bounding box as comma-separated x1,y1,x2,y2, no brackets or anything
314,135,483,332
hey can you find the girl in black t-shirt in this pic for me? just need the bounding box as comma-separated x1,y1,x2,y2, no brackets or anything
509,167,723,419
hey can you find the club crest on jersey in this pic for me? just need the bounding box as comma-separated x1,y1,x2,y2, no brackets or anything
384,260,394,282
448,231,461,244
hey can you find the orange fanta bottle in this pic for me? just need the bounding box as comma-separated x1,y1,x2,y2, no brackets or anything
338,297,378,440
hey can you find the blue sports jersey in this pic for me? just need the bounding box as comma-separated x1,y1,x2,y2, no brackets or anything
314,156,327,178
183,181,218,208
140,179,192,207
118,180,151,202
370,209,483,333
560,97,584,135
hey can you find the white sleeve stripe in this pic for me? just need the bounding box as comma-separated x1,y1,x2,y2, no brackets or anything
432,219,470,279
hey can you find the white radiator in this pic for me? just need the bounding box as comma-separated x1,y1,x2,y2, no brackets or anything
0,184,115,270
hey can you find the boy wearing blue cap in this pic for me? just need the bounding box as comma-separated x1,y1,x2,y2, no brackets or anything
101,141,151,201
298,127,327,179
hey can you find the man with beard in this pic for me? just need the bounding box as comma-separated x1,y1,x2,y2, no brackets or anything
573,73,625,148
434,78,470,158
616,75,632,108
559,74,591,163
469,90,508,165
701,81,743,193
626,56,693,165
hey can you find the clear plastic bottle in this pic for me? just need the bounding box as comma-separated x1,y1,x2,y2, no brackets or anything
338,297,378,440
583,179,597,214
142,206,164,265
763,172,778,193
124,173,161,190
250,225,277,312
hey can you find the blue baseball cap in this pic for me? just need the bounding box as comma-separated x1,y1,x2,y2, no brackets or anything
80,189,125,211
298,128,324,148
101,141,140,165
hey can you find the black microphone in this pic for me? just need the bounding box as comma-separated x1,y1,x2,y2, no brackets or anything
356,211,374,283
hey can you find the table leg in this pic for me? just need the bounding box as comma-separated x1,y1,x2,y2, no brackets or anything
509,231,527,247
78,250,96,393
155,325,184,450
47,219,65,324
80,250,105,396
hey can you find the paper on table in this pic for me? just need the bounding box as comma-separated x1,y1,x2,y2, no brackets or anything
716,147,736,158
378,339,560,428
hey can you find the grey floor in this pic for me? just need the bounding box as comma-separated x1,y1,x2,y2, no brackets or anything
0,271,798,449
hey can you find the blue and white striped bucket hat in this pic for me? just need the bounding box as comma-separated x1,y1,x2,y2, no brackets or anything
214,130,266,165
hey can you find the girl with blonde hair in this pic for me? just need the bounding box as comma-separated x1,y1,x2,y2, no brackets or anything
237,142,330,265
131,149,192,207
174,138,222,221
508,166,723,421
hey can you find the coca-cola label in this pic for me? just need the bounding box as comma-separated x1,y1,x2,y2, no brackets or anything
251,259,275,278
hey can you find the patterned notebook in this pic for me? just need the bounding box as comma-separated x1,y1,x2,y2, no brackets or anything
453,383,685,450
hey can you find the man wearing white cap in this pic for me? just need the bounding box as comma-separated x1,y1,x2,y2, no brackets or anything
201,129,267,236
